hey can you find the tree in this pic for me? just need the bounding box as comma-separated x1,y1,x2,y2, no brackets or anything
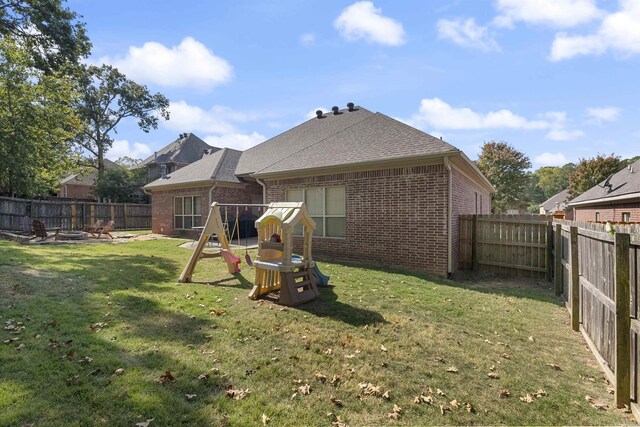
524,171,546,213
568,154,624,198
73,65,170,174
0,0,91,71
115,156,142,169
93,166,147,203
0,37,81,197
534,163,575,200
477,141,532,213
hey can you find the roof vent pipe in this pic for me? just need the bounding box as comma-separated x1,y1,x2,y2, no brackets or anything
332,106,340,115
347,102,355,112
161,164,167,179
315,110,324,119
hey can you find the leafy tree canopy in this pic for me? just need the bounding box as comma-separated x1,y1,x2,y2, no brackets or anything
93,166,147,203
568,154,625,198
477,141,531,213
0,0,91,71
534,163,575,200
73,64,170,174
0,37,81,197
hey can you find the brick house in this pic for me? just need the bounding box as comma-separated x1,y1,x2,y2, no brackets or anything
568,158,640,223
138,133,215,182
57,159,119,200
144,104,493,276
539,189,573,220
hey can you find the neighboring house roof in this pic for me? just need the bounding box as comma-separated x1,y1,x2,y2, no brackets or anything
568,159,640,207
252,111,459,176
138,133,216,167
236,107,375,176
143,148,244,190
540,189,571,212
60,159,119,187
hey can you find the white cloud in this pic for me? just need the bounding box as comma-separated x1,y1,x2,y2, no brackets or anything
203,132,266,151
100,37,233,89
550,0,640,60
300,33,316,46
534,152,569,166
587,106,621,123
106,140,151,161
546,129,585,140
334,1,406,46
410,98,548,130
165,101,261,134
437,18,499,51
494,0,601,28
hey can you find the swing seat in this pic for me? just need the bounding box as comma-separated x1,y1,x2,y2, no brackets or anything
245,253,254,267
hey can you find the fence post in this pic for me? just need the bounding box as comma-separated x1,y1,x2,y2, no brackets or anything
71,202,77,230
471,214,478,270
554,224,562,296
570,226,580,332
546,219,553,281
90,204,95,225
110,204,115,222
615,232,631,408
123,203,128,230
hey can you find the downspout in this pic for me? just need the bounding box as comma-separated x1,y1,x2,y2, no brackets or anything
208,183,217,206
256,178,267,204
443,156,453,279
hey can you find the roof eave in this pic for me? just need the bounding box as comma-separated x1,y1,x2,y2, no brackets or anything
567,192,640,207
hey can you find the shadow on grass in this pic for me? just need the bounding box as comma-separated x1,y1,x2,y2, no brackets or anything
190,272,253,290
296,284,387,327
315,256,561,305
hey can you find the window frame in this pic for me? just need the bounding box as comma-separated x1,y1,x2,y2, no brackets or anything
622,212,631,222
595,212,601,222
285,186,346,239
174,195,201,230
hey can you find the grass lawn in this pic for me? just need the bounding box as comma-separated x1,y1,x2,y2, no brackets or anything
0,237,632,426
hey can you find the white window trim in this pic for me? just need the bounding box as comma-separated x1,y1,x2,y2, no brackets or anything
174,195,201,230
286,186,346,238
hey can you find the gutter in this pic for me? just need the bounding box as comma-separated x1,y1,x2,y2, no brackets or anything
208,184,217,206
567,192,640,207
256,178,267,204
444,156,453,279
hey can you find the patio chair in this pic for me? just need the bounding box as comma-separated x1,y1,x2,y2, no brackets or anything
32,219,60,241
83,219,104,233
89,220,115,239
22,216,36,239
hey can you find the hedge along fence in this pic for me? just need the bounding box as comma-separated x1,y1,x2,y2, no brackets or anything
0,196,151,231
553,219,640,415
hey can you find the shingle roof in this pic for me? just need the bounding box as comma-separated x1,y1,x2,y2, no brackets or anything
540,189,571,212
569,158,640,205
235,107,375,176
139,133,216,167
60,159,119,186
251,112,459,176
143,148,243,189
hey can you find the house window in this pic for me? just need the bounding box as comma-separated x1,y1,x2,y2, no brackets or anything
285,186,346,238
174,196,201,229
622,212,631,222
595,212,600,222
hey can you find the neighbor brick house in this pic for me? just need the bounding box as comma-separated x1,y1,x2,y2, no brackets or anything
144,104,493,276
138,133,215,182
57,159,119,200
539,189,573,220
568,158,640,223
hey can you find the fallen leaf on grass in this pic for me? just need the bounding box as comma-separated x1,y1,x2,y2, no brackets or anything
465,402,475,413
90,322,108,332
382,390,391,400
197,374,209,381
449,399,461,408
499,389,511,398
77,356,93,365
528,336,534,342
487,373,500,379
585,395,608,410
114,368,124,375
16,343,25,351
500,353,510,360
328,414,348,427
315,372,327,383
359,383,382,397
158,371,175,384
261,413,270,426
135,419,154,427
440,404,451,415
437,388,446,397
3,338,19,344
387,412,400,421
434,356,445,363
185,394,197,401
226,387,250,400
546,363,562,371
61,350,75,360
331,375,341,387
210,309,225,316
446,367,458,373
414,394,434,404
330,396,343,406
380,344,388,352
520,394,535,403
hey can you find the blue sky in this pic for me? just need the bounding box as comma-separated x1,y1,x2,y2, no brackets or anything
69,0,640,168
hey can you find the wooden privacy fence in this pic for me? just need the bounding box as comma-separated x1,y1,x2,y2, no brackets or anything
553,220,640,414
0,196,151,231
459,214,552,279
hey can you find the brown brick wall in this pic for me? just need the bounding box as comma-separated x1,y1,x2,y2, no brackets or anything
451,168,491,271
150,182,262,235
58,184,94,200
573,202,640,222
264,164,451,276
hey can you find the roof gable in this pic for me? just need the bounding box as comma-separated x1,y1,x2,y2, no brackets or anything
569,159,640,205
139,133,216,167
253,112,459,176
540,189,570,211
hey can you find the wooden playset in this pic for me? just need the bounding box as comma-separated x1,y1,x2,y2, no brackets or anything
250,202,319,306
178,201,320,306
